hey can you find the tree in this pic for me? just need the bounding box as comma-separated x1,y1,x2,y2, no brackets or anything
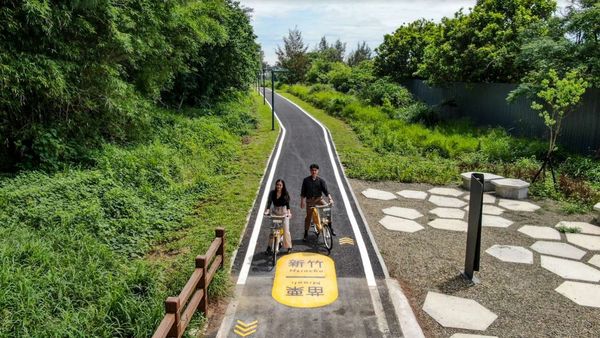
508,68,589,183
374,19,437,81
416,0,556,84
276,27,310,83
313,36,346,63
347,42,372,67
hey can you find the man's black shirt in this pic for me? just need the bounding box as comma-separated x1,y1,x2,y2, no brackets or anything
300,176,329,198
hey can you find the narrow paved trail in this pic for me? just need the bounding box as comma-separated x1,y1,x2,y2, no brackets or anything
214,89,422,338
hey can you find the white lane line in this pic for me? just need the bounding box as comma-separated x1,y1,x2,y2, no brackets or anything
276,92,376,287
236,92,286,285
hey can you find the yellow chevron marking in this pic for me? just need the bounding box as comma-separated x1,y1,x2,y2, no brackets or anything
339,237,355,245
234,328,257,336
236,320,258,327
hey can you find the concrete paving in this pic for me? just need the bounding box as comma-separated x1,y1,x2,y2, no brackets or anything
492,178,530,199
429,207,465,219
422,292,497,331
486,245,533,264
428,187,464,197
518,225,561,240
555,281,600,308
594,202,600,213
450,334,499,338
589,255,600,268
464,193,497,204
464,205,505,215
565,233,600,251
530,241,586,260
397,189,427,200
362,188,397,201
481,215,513,228
428,218,468,232
382,206,423,220
555,221,600,235
497,199,540,212
540,256,600,282
379,215,424,233
429,195,468,208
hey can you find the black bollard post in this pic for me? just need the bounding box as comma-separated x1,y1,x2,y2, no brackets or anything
462,173,484,283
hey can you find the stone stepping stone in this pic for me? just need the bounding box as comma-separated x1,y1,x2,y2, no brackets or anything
530,241,586,260
362,188,397,200
492,178,530,199
486,245,533,264
423,292,497,331
555,221,600,236
397,189,427,200
461,172,504,192
594,202,600,213
482,215,513,228
464,193,497,204
589,255,600,268
428,187,464,197
450,335,498,338
379,216,424,233
382,207,423,220
565,233,600,251
464,205,505,216
518,225,561,240
540,255,600,282
498,199,540,212
555,281,600,308
429,207,465,219
428,219,468,232
429,195,467,208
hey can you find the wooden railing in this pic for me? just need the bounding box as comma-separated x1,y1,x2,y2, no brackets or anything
152,228,225,338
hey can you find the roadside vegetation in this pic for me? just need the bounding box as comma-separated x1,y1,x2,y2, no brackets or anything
0,1,276,336
272,0,599,212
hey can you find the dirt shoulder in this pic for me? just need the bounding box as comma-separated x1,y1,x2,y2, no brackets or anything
350,178,600,338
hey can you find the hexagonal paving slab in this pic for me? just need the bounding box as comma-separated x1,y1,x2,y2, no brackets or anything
565,233,600,251
450,334,499,338
498,199,540,212
429,195,467,208
530,241,586,260
518,225,561,240
379,216,424,233
555,221,600,236
540,255,600,282
555,281,600,308
428,218,468,232
422,292,497,331
428,187,464,197
362,188,397,200
589,255,600,269
464,193,497,204
486,245,533,264
382,207,423,220
429,207,465,219
464,205,506,216
482,215,513,228
397,189,427,200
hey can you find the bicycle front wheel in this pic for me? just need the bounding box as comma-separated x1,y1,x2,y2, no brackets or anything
322,225,333,253
271,236,278,266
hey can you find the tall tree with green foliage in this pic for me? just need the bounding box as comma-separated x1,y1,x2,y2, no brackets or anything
347,42,372,67
276,27,310,83
374,19,437,81
417,0,557,84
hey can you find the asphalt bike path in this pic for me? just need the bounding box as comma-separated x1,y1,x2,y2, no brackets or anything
214,89,422,337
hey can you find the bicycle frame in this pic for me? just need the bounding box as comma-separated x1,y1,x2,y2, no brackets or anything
267,214,286,266
310,204,333,253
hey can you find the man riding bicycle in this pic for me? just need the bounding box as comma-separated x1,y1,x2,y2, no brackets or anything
300,163,335,241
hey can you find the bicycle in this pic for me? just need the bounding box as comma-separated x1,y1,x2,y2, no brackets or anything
309,203,333,254
266,214,286,267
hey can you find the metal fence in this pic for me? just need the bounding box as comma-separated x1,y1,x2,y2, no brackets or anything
403,80,600,156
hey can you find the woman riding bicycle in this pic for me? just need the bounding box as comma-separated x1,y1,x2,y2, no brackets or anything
264,179,292,254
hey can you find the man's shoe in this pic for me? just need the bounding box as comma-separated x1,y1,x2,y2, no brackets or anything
287,247,293,253
303,231,308,242
331,230,337,236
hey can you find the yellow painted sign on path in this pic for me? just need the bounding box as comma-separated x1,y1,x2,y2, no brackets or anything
272,252,337,308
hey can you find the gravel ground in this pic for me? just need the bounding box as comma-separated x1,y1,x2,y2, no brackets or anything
350,179,600,338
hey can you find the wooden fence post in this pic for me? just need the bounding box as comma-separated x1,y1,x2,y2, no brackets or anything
165,297,180,338
196,255,208,315
216,227,225,269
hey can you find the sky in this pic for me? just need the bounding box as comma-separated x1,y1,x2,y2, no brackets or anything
240,0,571,65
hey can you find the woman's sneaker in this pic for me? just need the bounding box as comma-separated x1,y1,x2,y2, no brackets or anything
265,247,272,256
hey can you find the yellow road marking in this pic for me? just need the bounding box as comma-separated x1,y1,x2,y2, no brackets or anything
234,319,258,336
339,237,355,245
272,252,338,308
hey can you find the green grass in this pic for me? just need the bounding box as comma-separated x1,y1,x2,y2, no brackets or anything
556,225,582,233
0,91,279,337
